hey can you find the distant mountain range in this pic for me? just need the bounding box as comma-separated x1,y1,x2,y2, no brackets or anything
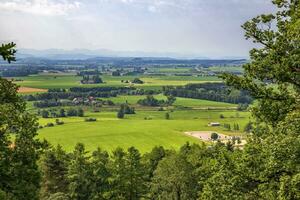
16,48,246,60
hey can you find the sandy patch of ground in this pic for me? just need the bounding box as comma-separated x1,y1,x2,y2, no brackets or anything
185,131,247,148
18,87,47,93
184,131,231,141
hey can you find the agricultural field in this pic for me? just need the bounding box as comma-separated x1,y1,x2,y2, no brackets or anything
12,67,250,153
14,72,221,90
107,94,236,108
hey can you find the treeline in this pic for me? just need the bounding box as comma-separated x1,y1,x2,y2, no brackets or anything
27,91,117,102
117,104,135,118
25,87,134,102
1,67,39,77
137,95,176,107
24,87,160,102
77,70,101,76
163,83,252,104
80,75,103,84
38,142,233,200
39,108,84,118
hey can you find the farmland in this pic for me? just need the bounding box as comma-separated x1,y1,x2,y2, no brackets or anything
9,64,251,153
15,73,221,90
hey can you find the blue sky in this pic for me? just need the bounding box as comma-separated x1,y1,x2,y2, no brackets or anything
0,0,275,58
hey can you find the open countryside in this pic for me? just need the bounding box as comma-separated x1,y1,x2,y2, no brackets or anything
1,0,298,199
16,66,249,152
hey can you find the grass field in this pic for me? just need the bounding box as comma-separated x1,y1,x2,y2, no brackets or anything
15,73,221,90
38,109,250,152
15,71,249,153
107,94,236,109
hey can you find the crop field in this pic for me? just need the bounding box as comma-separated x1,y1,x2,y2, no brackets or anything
15,73,221,90
18,87,47,93
38,109,250,152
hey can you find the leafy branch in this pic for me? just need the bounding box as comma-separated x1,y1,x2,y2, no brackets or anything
0,42,16,63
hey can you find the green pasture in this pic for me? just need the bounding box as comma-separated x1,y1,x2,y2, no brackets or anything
147,67,192,73
15,73,221,90
106,94,236,108
37,110,250,153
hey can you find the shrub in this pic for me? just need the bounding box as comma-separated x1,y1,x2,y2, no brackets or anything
165,113,170,120
85,118,97,122
117,110,124,119
55,119,64,125
211,132,219,141
45,123,54,127
132,78,144,84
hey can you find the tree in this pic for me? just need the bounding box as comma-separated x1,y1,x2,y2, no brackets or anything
68,143,91,200
124,147,147,200
143,146,166,179
165,112,170,120
40,145,69,199
214,1,300,198
112,70,121,76
244,121,253,133
108,148,127,199
93,75,103,84
59,109,66,117
42,110,50,118
67,108,78,117
132,78,144,84
150,154,198,200
0,43,44,200
0,42,16,63
166,95,176,106
89,148,111,199
46,192,70,200
77,108,84,117
117,109,125,119
221,0,299,131
211,132,219,141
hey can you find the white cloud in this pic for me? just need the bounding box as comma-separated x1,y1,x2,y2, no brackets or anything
0,0,81,16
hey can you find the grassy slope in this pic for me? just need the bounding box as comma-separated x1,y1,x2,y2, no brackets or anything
38,110,250,153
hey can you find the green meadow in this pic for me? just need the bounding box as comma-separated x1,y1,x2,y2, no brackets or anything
107,94,236,108
16,73,221,90
38,109,250,153
16,72,250,153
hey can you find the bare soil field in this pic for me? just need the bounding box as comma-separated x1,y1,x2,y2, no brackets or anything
18,87,47,93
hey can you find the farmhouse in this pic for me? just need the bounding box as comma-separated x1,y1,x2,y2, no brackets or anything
208,122,220,127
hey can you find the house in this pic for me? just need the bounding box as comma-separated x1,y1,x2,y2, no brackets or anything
208,122,221,127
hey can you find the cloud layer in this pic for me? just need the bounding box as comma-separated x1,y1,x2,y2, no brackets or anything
0,0,275,58
0,0,81,16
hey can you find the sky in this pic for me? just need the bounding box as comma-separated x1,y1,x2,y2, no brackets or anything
0,0,275,58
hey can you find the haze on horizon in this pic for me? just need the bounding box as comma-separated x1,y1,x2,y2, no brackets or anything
0,0,275,58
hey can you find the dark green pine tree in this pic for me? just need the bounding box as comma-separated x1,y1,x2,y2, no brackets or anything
40,145,70,199
67,143,92,200
124,147,147,200
108,148,127,199
89,148,111,199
